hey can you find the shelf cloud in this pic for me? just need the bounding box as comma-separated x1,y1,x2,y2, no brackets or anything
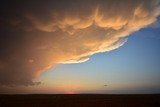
0,0,160,86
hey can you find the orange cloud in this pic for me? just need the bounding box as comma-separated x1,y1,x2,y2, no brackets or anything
0,0,159,86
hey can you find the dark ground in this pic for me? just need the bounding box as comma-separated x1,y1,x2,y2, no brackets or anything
0,94,160,107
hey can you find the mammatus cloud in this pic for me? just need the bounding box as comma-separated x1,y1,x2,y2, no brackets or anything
0,0,160,86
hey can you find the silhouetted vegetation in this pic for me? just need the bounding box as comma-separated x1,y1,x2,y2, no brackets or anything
0,94,160,107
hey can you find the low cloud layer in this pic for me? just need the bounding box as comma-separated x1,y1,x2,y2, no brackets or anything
0,0,160,86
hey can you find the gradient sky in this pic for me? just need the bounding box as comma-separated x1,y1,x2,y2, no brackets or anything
0,0,160,94
35,22,160,94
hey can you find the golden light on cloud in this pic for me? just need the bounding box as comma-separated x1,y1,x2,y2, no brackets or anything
0,0,160,86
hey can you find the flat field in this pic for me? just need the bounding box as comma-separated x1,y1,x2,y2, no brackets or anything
0,94,160,107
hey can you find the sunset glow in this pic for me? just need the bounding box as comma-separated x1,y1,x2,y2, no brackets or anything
0,0,160,94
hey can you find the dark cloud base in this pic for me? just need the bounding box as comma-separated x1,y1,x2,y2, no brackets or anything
0,0,159,86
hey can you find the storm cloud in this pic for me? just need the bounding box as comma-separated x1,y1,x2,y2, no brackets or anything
0,0,160,86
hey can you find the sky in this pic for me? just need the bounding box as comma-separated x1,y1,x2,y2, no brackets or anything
0,0,160,94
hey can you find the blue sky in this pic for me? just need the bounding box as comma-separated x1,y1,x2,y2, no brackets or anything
0,0,160,94
38,20,160,94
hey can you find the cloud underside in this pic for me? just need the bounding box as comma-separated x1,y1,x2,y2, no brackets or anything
0,0,160,86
